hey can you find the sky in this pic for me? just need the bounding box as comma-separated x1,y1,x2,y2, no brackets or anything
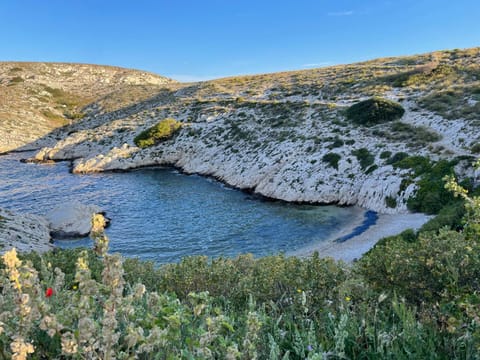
0,0,479,82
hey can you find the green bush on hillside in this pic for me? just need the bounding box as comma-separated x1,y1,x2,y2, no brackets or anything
407,160,457,214
386,151,409,165
346,97,405,126
352,148,375,170
134,118,182,148
322,152,341,170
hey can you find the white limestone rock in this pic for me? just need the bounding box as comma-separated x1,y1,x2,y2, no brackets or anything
0,208,53,253
46,202,103,238
31,88,477,215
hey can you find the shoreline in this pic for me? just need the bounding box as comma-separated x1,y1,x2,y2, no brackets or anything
289,211,432,262
4,152,432,261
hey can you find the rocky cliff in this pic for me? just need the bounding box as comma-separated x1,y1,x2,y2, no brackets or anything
6,48,480,214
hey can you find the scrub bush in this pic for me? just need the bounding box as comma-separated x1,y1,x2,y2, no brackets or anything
322,152,341,170
134,118,182,148
346,97,405,125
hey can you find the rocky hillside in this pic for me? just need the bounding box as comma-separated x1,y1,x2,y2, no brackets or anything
6,48,480,213
0,62,175,152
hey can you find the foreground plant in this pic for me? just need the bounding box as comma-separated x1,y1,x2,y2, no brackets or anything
0,215,271,359
2,163,480,358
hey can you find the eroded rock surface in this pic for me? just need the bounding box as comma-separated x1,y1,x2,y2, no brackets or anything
46,202,103,238
0,208,52,253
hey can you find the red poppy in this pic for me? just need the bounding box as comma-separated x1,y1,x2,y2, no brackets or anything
45,287,54,297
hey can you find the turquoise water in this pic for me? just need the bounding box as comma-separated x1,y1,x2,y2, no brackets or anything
0,152,360,263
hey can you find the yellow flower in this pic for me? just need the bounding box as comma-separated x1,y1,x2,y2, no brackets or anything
10,336,34,360
297,289,302,293
345,296,351,302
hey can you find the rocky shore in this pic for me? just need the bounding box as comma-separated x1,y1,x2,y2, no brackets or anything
32,93,476,215
0,207,52,253
0,203,104,253
3,49,480,256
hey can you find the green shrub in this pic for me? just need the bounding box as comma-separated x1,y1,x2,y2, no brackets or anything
386,152,409,165
380,150,392,159
389,122,442,145
322,152,341,170
346,97,405,125
407,160,457,214
365,164,378,174
385,196,397,208
419,200,466,232
134,118,182,148
393,155,432,176
327,137,344,149
471,143,480,154
359,227,480,304
399,228,417,243
352,148,374,170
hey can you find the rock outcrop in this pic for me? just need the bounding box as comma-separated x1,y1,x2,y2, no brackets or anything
11,48,480,214
46,202,104,238
0,208,53,253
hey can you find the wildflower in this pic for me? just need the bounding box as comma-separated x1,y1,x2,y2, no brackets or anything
297,288,302,293
61,332,78,355
40,315,63,337
45,287,54,298
345,296,351,302
307,344,313,352
378,293,388,304
10,336,34,360
72,284,78,290
133,283,146,299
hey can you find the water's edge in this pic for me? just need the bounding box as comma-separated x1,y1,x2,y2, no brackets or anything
1,152,389,263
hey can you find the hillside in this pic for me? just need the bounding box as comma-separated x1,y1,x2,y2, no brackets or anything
2,49,480,358
0,62,175,152
5,47,480,213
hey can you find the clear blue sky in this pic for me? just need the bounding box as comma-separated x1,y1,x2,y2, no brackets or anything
1,0,478,81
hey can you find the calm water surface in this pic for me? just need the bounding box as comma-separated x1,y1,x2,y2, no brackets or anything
0,152,359,263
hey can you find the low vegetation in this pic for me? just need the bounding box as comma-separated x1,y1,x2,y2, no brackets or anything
1,170,480,358
346,97,405,126
134,118,182,148
351,148,374,170
372,122,442,148
321,152,341,170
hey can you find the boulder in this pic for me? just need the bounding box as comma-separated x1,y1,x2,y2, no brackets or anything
46,202,106,238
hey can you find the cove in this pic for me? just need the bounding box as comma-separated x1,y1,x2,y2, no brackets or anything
0,152,364,263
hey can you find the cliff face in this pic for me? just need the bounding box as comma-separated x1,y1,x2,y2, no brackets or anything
0,62,175,152
6,48,480,213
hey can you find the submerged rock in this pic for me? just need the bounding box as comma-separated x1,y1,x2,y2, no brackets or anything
46,202,105,238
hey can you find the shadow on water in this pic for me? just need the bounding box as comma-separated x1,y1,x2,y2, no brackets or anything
335,211,378,243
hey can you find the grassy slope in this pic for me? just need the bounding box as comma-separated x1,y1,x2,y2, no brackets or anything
0,62,175,152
